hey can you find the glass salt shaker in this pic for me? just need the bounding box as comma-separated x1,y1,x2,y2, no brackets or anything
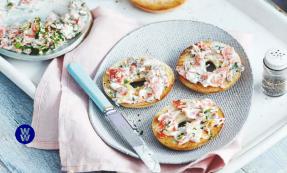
262,48,287,97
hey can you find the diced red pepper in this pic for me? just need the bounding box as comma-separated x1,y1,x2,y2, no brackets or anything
158,131,166,138
25,33,35,38
172,100,181,108
147,92,153,97
158,120,165,130
172,126,176,131
108,68,118,78
107,68,123,83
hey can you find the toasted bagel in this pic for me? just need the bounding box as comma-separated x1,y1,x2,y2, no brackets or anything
152,98,225,150
130,0,186,13
176,40,244,94
103,57,175,108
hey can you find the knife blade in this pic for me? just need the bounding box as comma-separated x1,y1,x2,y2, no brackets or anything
67,63,161,173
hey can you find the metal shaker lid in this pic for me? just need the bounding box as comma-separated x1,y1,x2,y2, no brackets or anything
264,48,287,70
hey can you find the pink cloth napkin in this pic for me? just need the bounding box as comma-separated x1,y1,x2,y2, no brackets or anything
29,7,252,173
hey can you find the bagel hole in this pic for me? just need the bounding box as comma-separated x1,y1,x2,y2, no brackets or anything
130,80,146,88
206,61,216,72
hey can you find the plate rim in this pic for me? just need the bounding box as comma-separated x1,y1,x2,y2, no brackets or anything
88,19,254,164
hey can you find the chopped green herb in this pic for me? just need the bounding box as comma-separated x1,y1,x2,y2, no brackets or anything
6,2,14,9
231,62,239,70
14,42,22,49
124,79,129,84
176,133,185,140
203,109,211,114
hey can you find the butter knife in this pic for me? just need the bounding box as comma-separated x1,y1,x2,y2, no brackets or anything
67,63,161,173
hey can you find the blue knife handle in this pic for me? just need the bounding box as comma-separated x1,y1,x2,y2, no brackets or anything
67,63,114,113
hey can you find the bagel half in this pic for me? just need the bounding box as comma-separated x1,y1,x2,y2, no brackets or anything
152,99,225,151
103,57,175,108
176,40,243,94
130,0,186,13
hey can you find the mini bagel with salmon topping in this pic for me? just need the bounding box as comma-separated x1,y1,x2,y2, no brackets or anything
103,57,175,108
152,98,225,151
176,40,244,94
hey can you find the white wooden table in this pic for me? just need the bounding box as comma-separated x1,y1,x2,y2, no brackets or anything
238,137,287,173
0,0,287,172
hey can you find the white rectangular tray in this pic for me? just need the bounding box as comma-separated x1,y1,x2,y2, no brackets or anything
0,0,287,172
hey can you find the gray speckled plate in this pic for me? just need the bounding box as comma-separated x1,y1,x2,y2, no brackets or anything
89,20,253,164
0,7,92,61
